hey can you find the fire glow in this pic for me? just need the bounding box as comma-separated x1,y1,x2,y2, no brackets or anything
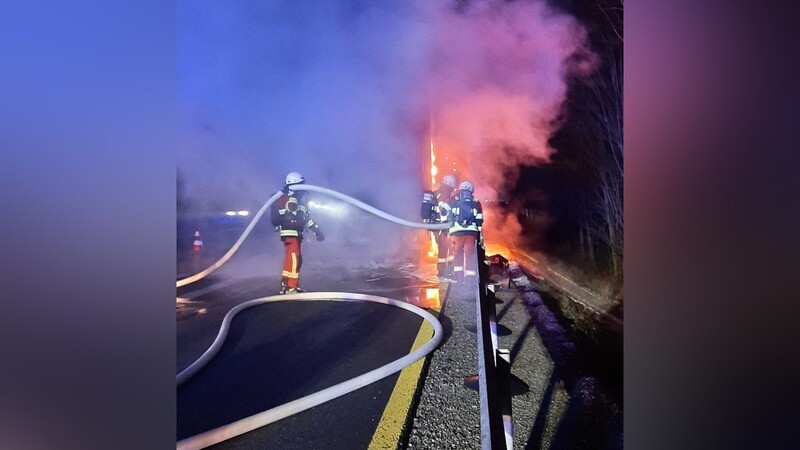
427,232,438,258
430,140,437,186
427,139,438,258
424,288,440,309
484,242,515,260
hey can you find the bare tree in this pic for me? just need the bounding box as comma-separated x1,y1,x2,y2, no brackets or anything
571,0,623,280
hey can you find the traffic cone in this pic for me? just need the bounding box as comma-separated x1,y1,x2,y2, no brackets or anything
193,230,203,251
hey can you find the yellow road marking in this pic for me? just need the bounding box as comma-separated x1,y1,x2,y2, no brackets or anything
368,285,445,450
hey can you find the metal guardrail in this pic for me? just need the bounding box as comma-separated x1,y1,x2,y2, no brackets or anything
472,242,513,449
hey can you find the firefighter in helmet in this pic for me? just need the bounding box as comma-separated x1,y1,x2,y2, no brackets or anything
270,171,325,294
448,180,483,283
421,174,458,278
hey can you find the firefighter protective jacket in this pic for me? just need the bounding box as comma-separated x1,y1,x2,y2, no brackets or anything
271,191,319,240
448,190,483,236
433,186,454,223
421,185,454,224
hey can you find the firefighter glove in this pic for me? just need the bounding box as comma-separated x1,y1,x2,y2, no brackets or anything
315,229,325,241
281,184,292,194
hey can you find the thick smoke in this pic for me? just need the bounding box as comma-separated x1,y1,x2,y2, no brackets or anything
423,0,597,249
178,1,432,215
178,0,595,261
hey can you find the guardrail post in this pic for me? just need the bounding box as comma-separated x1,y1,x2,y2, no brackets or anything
496,348,513,449
474,242,511,449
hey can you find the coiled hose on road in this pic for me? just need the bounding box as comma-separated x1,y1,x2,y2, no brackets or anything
177,184,448,449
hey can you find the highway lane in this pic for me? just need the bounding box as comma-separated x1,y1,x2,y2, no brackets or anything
177,257,441,449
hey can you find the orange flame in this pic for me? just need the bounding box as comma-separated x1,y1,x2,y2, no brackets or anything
427,139,439,258
424,287,440,309
430,140,437,186
427,232,438,258
484,242,515,259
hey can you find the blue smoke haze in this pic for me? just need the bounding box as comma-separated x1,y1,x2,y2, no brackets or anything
179,1,435,216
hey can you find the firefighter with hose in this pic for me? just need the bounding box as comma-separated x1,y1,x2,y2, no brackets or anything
421,174,458,280
271,171,325,294
448,180,483,284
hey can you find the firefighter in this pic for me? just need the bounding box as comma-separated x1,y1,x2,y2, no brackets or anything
421,174,458,278
270,171,325,294
448,180,483,283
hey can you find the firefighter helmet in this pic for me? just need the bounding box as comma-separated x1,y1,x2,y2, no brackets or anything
459,181,474,192
285,171,305,185
441,174,457,188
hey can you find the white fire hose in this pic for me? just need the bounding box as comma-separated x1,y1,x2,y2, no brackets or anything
177,292,442,449
177,184,448,288
177,185,448,449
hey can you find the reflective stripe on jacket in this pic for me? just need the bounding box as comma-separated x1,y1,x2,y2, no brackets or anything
448,193,483,236
274,193,315,240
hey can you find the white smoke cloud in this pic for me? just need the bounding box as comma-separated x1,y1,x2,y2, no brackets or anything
178,0,596,253
423,0,597,247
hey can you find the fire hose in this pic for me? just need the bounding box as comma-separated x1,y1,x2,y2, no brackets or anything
177,185,448,449
176,184,448,288
177,292,442,449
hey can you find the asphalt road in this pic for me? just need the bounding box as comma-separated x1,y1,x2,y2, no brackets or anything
176,218,624,449
177,240,439,449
